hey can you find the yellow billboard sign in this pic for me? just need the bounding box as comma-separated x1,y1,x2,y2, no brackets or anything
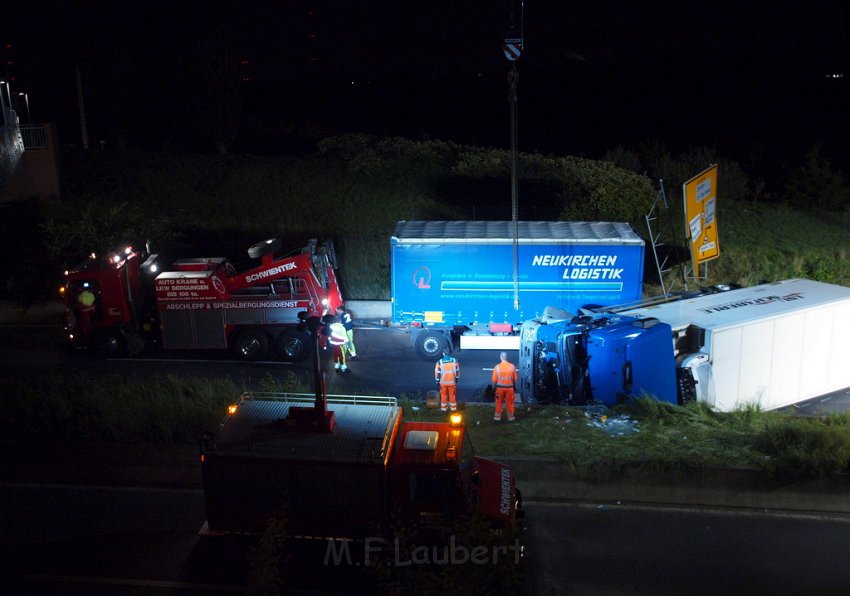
683,164,719,267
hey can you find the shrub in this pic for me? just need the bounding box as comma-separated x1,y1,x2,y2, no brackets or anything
756,414,850,480
783,145,850,211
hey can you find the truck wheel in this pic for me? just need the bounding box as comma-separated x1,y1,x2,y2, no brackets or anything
415,330,449,360
278,331,311,362
91,329,125,357
232,329,269,361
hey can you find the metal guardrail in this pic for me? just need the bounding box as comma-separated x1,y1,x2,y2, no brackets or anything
240,391,398,406
19,125,47,149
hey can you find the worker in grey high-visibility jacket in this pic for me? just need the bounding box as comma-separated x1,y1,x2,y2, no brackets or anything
434,350,460,412
491,351,518,421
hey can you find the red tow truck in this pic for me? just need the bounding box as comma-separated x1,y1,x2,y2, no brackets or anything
200,391,522,541
61,238,343,361
200,317,522,539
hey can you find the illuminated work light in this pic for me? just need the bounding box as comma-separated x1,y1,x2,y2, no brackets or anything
449,412,463,426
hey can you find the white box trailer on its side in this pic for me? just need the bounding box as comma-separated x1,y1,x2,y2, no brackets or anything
620,279,850,411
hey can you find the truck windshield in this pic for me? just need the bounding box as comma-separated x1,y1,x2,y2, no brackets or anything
561,331,590,404
407,471,461,507
272,278,309,299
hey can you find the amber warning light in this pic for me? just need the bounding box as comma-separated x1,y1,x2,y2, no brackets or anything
227,404,238,415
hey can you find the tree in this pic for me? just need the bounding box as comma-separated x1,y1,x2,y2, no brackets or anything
783,145,850,211
166,4,242,154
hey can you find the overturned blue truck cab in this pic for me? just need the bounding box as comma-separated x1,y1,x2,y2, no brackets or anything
519,311,687,406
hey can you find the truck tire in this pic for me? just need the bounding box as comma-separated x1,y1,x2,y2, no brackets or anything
277,330,311,362
91,328,125,357
247,238,282,259
415,330,449,360
232,329,269,361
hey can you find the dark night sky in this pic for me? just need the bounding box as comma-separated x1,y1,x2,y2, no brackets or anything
3,1,848,174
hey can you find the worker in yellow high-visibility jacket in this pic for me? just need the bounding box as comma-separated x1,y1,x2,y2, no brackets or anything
76,288,96,337
328,321,350,372
491,351,518,422
434,350,460,412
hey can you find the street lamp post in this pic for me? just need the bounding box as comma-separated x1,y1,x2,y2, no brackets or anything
0,80,8,125
17,93,30,124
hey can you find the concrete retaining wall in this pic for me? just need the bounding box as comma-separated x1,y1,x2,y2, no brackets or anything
345,300,392,321
499,457,850,514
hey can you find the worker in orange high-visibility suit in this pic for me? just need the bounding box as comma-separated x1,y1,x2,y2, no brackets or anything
491,351,518,422
434,349,460,412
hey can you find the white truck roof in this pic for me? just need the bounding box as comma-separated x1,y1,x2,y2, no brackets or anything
623,279,850,331
393,220,644,245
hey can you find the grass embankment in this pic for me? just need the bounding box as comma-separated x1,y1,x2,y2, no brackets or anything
409,398,850,481
6,139,849,305
5,373,849,481
58,144,850,298
678,201,850,289
2,371,302,444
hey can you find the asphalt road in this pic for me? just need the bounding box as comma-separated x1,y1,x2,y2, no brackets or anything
3,482,850,594
524,501,850,595
1,318,506,403
6,312,850,414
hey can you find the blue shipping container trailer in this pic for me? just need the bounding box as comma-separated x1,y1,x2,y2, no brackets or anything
391,221,645,358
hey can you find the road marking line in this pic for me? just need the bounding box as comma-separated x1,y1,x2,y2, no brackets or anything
108,357,292,365
820,396,833,403
524,499,850,522
21,574,243,592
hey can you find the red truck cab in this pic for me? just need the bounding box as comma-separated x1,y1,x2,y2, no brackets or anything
392,420,519,530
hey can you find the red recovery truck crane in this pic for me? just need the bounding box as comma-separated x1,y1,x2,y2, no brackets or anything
200,318,523,541
61,238,343,362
